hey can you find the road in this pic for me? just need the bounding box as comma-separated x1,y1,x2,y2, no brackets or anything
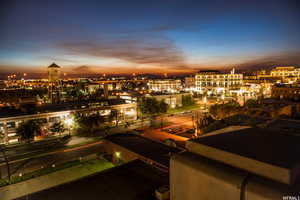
0,141,104,178
0,114,193,178
164,113,194,128
142,129,188,147
142,113,194,147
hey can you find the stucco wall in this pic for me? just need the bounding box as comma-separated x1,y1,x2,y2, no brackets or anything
170,152,300,200
170,152,247,200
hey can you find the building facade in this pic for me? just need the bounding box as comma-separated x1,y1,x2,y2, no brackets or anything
148,79,182,93
0,103,137,144
48,63,61,82
195,70,243,95
271,66,300,83
147,93,190,108
271,84,300,100
184,77,196,91
48,63,62,103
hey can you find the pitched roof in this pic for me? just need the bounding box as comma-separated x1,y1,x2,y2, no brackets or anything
48,63,61,68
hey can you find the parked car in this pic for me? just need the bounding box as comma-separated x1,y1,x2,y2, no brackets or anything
186,129,195,134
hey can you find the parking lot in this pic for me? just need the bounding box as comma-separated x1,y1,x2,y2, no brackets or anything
161,127,195,138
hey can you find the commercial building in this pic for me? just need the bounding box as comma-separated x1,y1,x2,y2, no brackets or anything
271,66,300,83
271,84,300,100
0,101,137,144
47,63,62,103
0,81,6,89
147,93,190,108
47,63,61,82
148,79,182,93
195,69,243,95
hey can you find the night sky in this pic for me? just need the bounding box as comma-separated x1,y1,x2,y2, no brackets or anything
0,0,300,75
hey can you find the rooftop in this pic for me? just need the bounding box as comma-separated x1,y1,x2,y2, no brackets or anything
265,119,300,135
17,160,168,200
186,127,300,185
0,99,128,119
105,133,181,167
197,70,221,74
47,63,61,68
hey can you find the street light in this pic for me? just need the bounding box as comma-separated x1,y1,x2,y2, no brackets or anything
65,118,73,135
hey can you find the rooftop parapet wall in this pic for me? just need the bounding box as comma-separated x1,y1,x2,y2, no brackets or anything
185,128,300,185
170,152,300,200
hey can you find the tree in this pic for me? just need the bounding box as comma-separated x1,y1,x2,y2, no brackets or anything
158,100,168,128
0,129,4,144
74,113,106,135
209,101,240,119
109,110,120,127
138,97,168,127
182,94,194,107
16,120,42,142
50,122,66,135
138,97,161,116
244,99,259,108
0,145,11,181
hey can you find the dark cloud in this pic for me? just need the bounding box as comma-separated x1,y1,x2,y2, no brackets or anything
57,33,184,66
71,66,95,74
237,51,300,70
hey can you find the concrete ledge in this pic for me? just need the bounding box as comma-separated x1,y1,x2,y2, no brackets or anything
170,152,248,200
186,140,290,184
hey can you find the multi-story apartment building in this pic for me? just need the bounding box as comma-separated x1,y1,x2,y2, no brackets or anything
148,79,182,93
0,101,137,144
271,66,300,83
195,69,243,95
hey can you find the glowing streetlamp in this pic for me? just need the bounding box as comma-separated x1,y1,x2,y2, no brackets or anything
115,151,121,158
65,118,73,135
114,151,122,164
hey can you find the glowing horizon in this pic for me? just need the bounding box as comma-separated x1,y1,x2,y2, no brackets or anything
1,0,300,74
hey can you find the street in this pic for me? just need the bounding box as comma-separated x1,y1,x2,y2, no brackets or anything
142,112,195,147
0,112,195,178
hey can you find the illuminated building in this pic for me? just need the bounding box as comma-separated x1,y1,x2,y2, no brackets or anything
271,66,300,83
148,79,182,93
0,101,137,144
195,69,243,95
48,63,61,82
48,63,61,103
0,80,6,89
147,93,189,108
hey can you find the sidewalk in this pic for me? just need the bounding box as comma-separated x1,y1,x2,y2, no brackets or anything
0,158,114,200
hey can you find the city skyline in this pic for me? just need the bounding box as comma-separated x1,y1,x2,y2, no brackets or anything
1,0,300,75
